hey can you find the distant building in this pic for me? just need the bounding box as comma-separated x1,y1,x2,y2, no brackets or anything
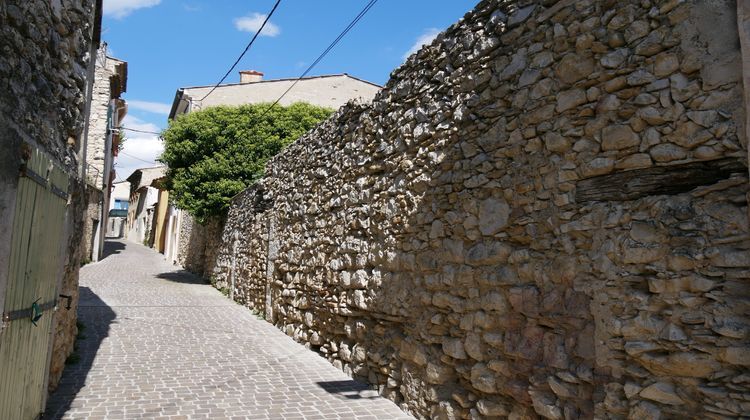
168,71,381,119
82,45,128,262
109,180,130,211
162,71,381,274
107,181,130,238
125,166,166,245
150,177,170,254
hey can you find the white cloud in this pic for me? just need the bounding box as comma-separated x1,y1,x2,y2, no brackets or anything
233,13,280,37
128,100,172,115
114,115,164,180
104,0,161,19
121,114,161,133
403,28,441,60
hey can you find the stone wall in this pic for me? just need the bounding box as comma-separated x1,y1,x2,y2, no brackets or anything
214,186,271,309
0,0,97,174
85,46,114,188
212,0,749,418
81,46,124,263
176,213,224,279
80,186,103,262
177,212,206,274
0,0,100,393
48,181,87,391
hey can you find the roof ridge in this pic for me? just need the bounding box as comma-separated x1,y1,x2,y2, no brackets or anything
180,73,381,90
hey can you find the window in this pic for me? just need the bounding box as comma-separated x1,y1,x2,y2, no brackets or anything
114,199,129,210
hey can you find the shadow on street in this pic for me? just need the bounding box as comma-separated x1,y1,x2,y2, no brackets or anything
43,287,116,419
101,240,126,260
315,380,381,400
156,270,209,285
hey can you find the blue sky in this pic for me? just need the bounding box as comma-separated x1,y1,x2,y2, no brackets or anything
106,0,478,180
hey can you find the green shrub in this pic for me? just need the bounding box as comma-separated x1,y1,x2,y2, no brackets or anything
160,102,332,222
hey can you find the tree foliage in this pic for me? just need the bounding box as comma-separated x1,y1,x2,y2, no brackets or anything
160,102,332,222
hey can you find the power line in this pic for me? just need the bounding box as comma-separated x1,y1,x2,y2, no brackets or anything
118,150,159,165
255,0,378,121
199,0,282,102
116,126,162,135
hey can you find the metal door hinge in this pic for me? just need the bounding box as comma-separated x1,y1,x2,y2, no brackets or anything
19,163,69,200
1,298,57,325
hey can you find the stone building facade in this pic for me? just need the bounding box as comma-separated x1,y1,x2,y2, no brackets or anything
0,0,101,397
80,186,104,264
210,1,750,418
85,46,126,186
125,166,166,245
81,45,127,262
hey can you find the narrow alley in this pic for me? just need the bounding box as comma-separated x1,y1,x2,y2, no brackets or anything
44,240,412,420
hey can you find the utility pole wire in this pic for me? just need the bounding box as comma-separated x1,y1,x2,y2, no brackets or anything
254,0,378,121
118,150,159,165
199,0,282,102
116,126,162,135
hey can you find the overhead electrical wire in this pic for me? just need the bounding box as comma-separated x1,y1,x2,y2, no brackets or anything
199,0,282,102
254,0,378,121
116,126,162,135
118,150,159,165
118,0,377,171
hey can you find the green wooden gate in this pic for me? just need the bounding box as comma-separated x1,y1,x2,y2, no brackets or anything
0,146,70,420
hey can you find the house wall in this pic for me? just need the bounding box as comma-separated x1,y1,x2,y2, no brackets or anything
80,186,103,263
109,181,130,210
0,0,100,393
127,186,159,244
176,213,223,278
183,75,381,113
210,1,750,418
83,48,126,262
153,189,169,253
85,47,115,188
163,206,180,264
176,212,205,273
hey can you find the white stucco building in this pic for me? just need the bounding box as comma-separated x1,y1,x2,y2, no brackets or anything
109,180,130,211
107,181,130,238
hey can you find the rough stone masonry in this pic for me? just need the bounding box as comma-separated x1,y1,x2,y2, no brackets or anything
0,0,100,391
209,0,750,418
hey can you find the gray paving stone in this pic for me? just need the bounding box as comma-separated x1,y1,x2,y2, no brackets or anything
45,240,413,419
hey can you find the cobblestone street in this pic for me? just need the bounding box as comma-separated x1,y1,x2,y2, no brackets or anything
45,240,412,419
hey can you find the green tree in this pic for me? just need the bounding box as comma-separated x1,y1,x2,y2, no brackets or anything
160,102,332,222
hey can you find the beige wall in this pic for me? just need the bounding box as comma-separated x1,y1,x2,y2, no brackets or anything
153,189,170,253
85,48,122,189
181,75,381,114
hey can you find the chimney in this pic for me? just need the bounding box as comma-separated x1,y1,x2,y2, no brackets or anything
239,70,263,84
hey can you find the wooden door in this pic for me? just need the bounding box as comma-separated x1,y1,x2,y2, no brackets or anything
0,146,69,419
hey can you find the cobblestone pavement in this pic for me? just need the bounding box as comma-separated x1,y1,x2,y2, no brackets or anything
45,240,413,420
